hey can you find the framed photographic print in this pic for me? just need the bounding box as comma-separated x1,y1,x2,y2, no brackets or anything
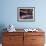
17,7,35,22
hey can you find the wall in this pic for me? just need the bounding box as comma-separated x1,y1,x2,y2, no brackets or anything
0,0,46,29
0,0,46,44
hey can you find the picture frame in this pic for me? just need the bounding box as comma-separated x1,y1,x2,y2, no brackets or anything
17,7,35,22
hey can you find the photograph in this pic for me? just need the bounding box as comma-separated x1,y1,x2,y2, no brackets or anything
17,7,35,22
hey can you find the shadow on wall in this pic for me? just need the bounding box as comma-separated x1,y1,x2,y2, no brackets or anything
0,24,7,43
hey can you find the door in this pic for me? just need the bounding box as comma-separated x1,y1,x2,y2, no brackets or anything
31,35,45,46
3,32,24,46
